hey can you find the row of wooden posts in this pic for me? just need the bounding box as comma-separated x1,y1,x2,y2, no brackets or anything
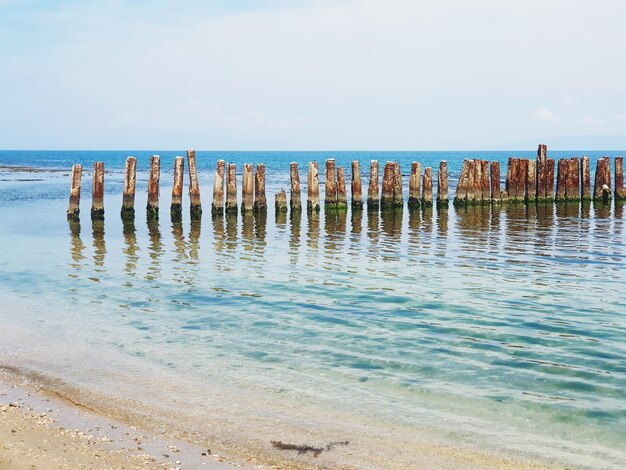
67,146,626,221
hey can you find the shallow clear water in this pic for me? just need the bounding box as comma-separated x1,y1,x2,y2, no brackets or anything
1,151,625,468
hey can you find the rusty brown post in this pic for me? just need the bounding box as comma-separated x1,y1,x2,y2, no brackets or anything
290,162,302,212
518,159,529,202
546,158,555,201
566,157,580,201
241,163,254,213
453,159,469,206
351,160,363,210
325,159,337,210
615,156,626,200
422,167,433,206
556,158,567,202
91,161,105,220
467,159,477,203
437,161,449,207
307,161,320,212
212,159,225,215
187,150,202,219
526,159,536,204
408,161,421,209
171,156,184,220
392,163,403,208
225,163,237,213
480,160,490,203
367,160,380,211
380,161,394,210
67,163,82,220
536,144,547,201
120,157,136,219
275,189,288,213
581,156,591,200
254,163,267,213
593,157,612,201
337,166,348,210
490,161,501,202
146,155,160,220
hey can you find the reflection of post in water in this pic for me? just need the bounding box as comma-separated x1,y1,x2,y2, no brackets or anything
436,206,448,238
351,208,362,236
189,219,201,261
225,212,238,252
580,200,592,219
122,218,139,276
454,204,489,234
171,220,187,264
593,200,611,219
242,212,254,252
289,209,302,267
380,208,402,241
68,219,85,269
275,201,288,227
615,199,624,220
324,209,346,257
366,209,380,246
212,214,225,254
307,210,320,250
146,219,163,280
254,211,267,247
556,201,580,219
92,219,106,269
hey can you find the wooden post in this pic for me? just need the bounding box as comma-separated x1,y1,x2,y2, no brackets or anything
392,163,403,208
380,162,394,209
546,158,555,201
437,161,449,206
556,158,567,202
241,163,254,213
480,160,490,203
615,156,626,200
325,159,337,209
187,150,202,219
526,159,536,203
351,161,363,210
467,159,477,203
91,161,104,220
490,161,501,202
290,162,302,211
453,159,469,205
408,162,421,209
212,159,225,215
593,157,612,201
518,159,529,202
121,157,136,219
254,163,267,213
536,144,547,201
337,166,348,210
581,155,591,200
67,164,82,220
171,156,184,220
566,157,580,201
226,163,237,213
275,189,288,212
146,155,160,220
307,161,320,212
367,160,380,211
422,167,433,206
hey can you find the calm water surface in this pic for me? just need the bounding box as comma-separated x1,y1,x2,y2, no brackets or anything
0,151,625,468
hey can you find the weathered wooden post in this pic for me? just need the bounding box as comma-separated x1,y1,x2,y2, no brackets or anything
526,159,536,204
367,160,380,211
325,159,337,210
422,167,433,206
171,156,184,220
615,156,626,200
242,163,254,213
290,162,302,211
254,163,267,213
337,166,348,210
67,164,82,220
453,159,469,205
392,163,403,208
307,161,320,212
566,157,580,201
275,189,288,212
351,161,363,210
212,159,225,215
380,162,395,209
519,159,529,202
91,161,105,220
408,162,421,209
146,155,160,220
437,161,449,206
546,158,555,201
490,161,501,202
556,158,567,202
187,149,202,219
480,160,490,203
226,163,237,213
467,159,477,203
121,157,136,219
581,155,591,200
536,144,547,201
593,157,612,201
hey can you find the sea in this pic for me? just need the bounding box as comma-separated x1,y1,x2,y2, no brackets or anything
0,150,625,469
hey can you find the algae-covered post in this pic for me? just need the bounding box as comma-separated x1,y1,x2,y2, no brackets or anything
275,189,288,213
290,162,302,211
121,156,136,219
422,167,433,206
526,159,536,204
325,159,337,210
453,159,469,205
171,156,184,220
187,149,202,219
490,161,501,202
380,162,394,209
242,163,254,213
212,159,225,215
367,160,380,211
581,156,591,200
226,163,238,213
536,144,547,201
307,161,320,212
254,163,267,213
437,161,449,206
67,163,82,220
408,162,421,209
147,155,160,220
351,161,363,210
392,163,403,208
91,161,105,220
337,167,348,210
615,156,626,200
593,157,612,201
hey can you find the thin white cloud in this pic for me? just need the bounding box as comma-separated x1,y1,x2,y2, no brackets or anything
578,114,604,125
533,107,561,123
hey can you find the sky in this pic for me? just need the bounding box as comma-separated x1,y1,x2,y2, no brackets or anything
1,0,626,150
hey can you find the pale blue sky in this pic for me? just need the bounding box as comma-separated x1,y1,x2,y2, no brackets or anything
1,0,626,150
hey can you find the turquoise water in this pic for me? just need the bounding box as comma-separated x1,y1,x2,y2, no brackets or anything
1,151,625,468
